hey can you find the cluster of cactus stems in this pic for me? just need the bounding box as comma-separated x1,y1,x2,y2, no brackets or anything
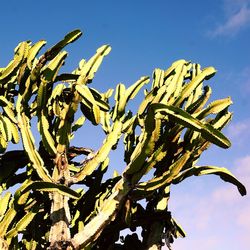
0,30,246,250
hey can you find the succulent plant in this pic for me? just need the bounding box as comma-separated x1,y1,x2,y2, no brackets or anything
0,30,246,249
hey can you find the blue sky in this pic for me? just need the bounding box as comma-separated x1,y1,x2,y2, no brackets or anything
0,0,249,249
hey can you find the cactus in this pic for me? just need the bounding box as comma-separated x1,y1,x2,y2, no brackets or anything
0,30,246,250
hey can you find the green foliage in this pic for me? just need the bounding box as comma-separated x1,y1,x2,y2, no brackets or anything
0,30,246,249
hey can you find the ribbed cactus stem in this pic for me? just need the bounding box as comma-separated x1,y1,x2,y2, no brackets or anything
48,192,71,249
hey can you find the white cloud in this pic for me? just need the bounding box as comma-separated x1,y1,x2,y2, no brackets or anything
226,119,250,145
212,184,241,202
208,0,250,37
227,120,250,137
237,203,250,227
234,155,250,186
170,155,250,249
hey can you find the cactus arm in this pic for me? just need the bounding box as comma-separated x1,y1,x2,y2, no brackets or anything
71,116,86,133
0,96,18,124
27,40,47,70
77,45,111,85
186,85,212,114
19,75,36,107
89,87,110,111
5,207,38,238
54,44,112,153
213,111,232,129
163,59,184,79
201,123,231,148
185,63,203,104
152,68,164,88
43,30,82,62
173,165,246,196
37,52,68,156
171,61,189,99
131,142,168,184
0,207,17,237
17,109,52,182
135,152,191,193
71,178,129,248
73,120,123,182
0,179,33,238
1,117,14,146
152,103,231,148
113,77,150,121
125,76,150,102
19,181,81,200
195,97,232,119
0,115,10,148
0,192,12,221
76,84,101,125
0,42,28,83
38,111,57,156
174,66,216,106
123,104,161,177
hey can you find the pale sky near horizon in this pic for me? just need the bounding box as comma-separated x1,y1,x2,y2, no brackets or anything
0,1,250,249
